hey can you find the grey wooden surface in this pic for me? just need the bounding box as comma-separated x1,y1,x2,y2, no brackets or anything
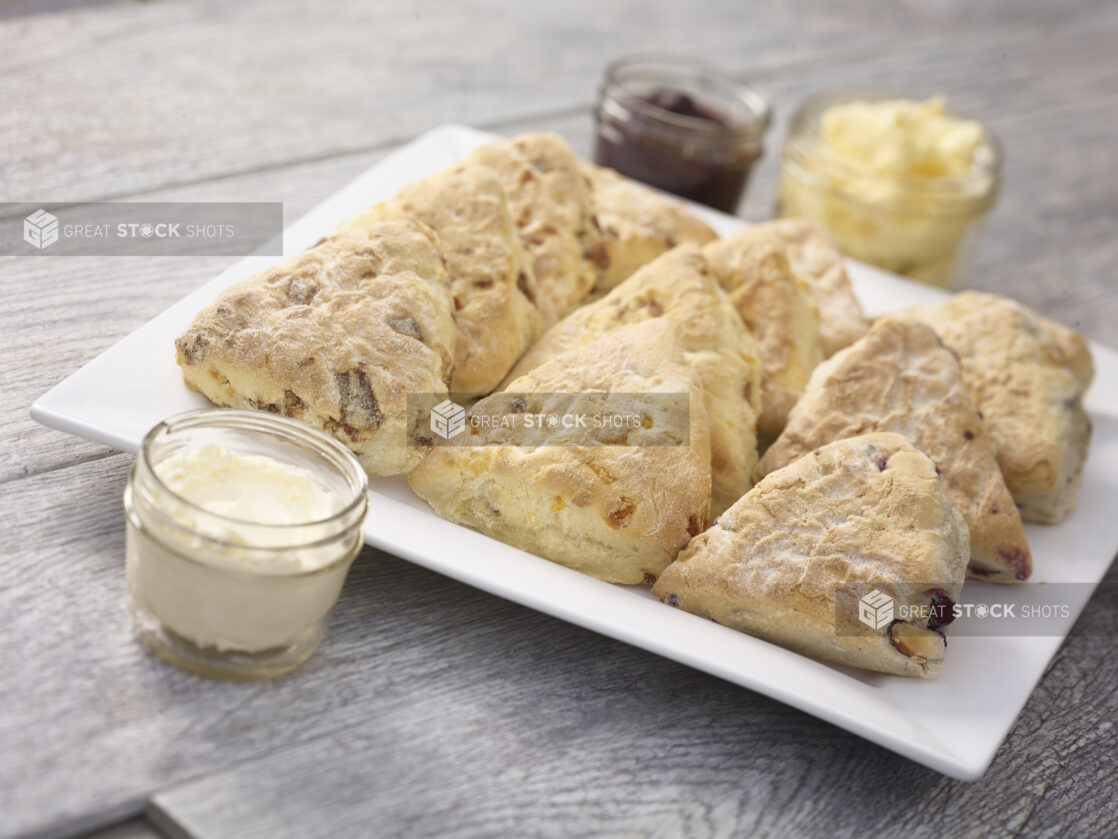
2,1,1116,838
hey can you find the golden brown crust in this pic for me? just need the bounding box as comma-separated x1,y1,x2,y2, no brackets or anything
896,291,1092,523
502,244,762,515
759,218,870,356
581,163,718,297
1036,311,1094,392
408,319,712,584
653,433,970,678
758,316,1032,581
341,165,541,395
175,220,455,475
703,227,824,439
467,133,603,329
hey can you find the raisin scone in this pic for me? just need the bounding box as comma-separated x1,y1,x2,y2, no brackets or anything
581,162,718,298
758,317,1031,581
758,218,870,356
703,227,825,439
175,219,455,475
466,133,605,329
340,164,541,395
501,244,762,515
653,433,970,678
896,291,1092,523
409,319,712,584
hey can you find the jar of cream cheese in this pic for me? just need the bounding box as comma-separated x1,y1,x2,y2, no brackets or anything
124,409,368,681
779,92,1002,288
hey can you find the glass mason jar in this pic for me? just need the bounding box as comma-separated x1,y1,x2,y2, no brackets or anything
123,409,368,681
594,55,771,213
779,90,1002,289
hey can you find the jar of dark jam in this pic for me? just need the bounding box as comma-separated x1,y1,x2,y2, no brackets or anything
594,55,771,214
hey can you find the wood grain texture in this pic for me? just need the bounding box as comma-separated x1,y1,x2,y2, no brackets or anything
2,1,1117,838
0,0,966,202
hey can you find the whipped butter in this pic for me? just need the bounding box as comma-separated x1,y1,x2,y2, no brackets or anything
125,411,367,680
780,94,1000,288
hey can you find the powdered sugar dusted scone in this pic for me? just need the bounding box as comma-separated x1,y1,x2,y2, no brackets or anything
759,317,1031,581
654,433,969,678
409,319,712,584
341,165,541,394
897,291,1092,523
760,218,870,356
704,227,824,439
175,219,455,475
503,245,762,514
581,162,718,298
467,133,605,329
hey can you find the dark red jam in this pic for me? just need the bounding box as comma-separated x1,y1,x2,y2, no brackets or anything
595,72,768,214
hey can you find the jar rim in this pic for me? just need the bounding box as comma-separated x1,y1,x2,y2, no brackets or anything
138,408,369,536
601,53,771,141
783,89,1003,200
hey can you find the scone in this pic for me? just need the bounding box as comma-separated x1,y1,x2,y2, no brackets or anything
653,433,970,678
759,218,870,356
502,244,763,515
340,165,541,395
758,317,1032,581
897,291,1092,523
175,219,455,475
408,319,712,584
581,162,718,297
467,133,605,328
703,227,825,439
1036,312,1094,392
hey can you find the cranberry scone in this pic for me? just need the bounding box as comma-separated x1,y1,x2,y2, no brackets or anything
580,162,718,298
653,433,970,678
758,316,1031,581
703,226,825,439
466,133,605,329
502,244,763,515
897,291,1092,523
175,219,455,475
409,319,712,584
340,164,541,395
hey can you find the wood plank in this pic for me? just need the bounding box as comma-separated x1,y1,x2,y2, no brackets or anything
0,0,958,203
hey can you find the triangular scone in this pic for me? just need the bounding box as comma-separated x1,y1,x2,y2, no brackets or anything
502,245,762,515
581,162,718,298
175,219,455,475
409,319,712,584
897,291,1092,523
340,165,541,395
653,433,970,678
467,133,605,329
758,218,870,356
758,317,1031,581
703,228,824,439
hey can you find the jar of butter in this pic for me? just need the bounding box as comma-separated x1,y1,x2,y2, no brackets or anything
124,409,368,681
779,92,1002,288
